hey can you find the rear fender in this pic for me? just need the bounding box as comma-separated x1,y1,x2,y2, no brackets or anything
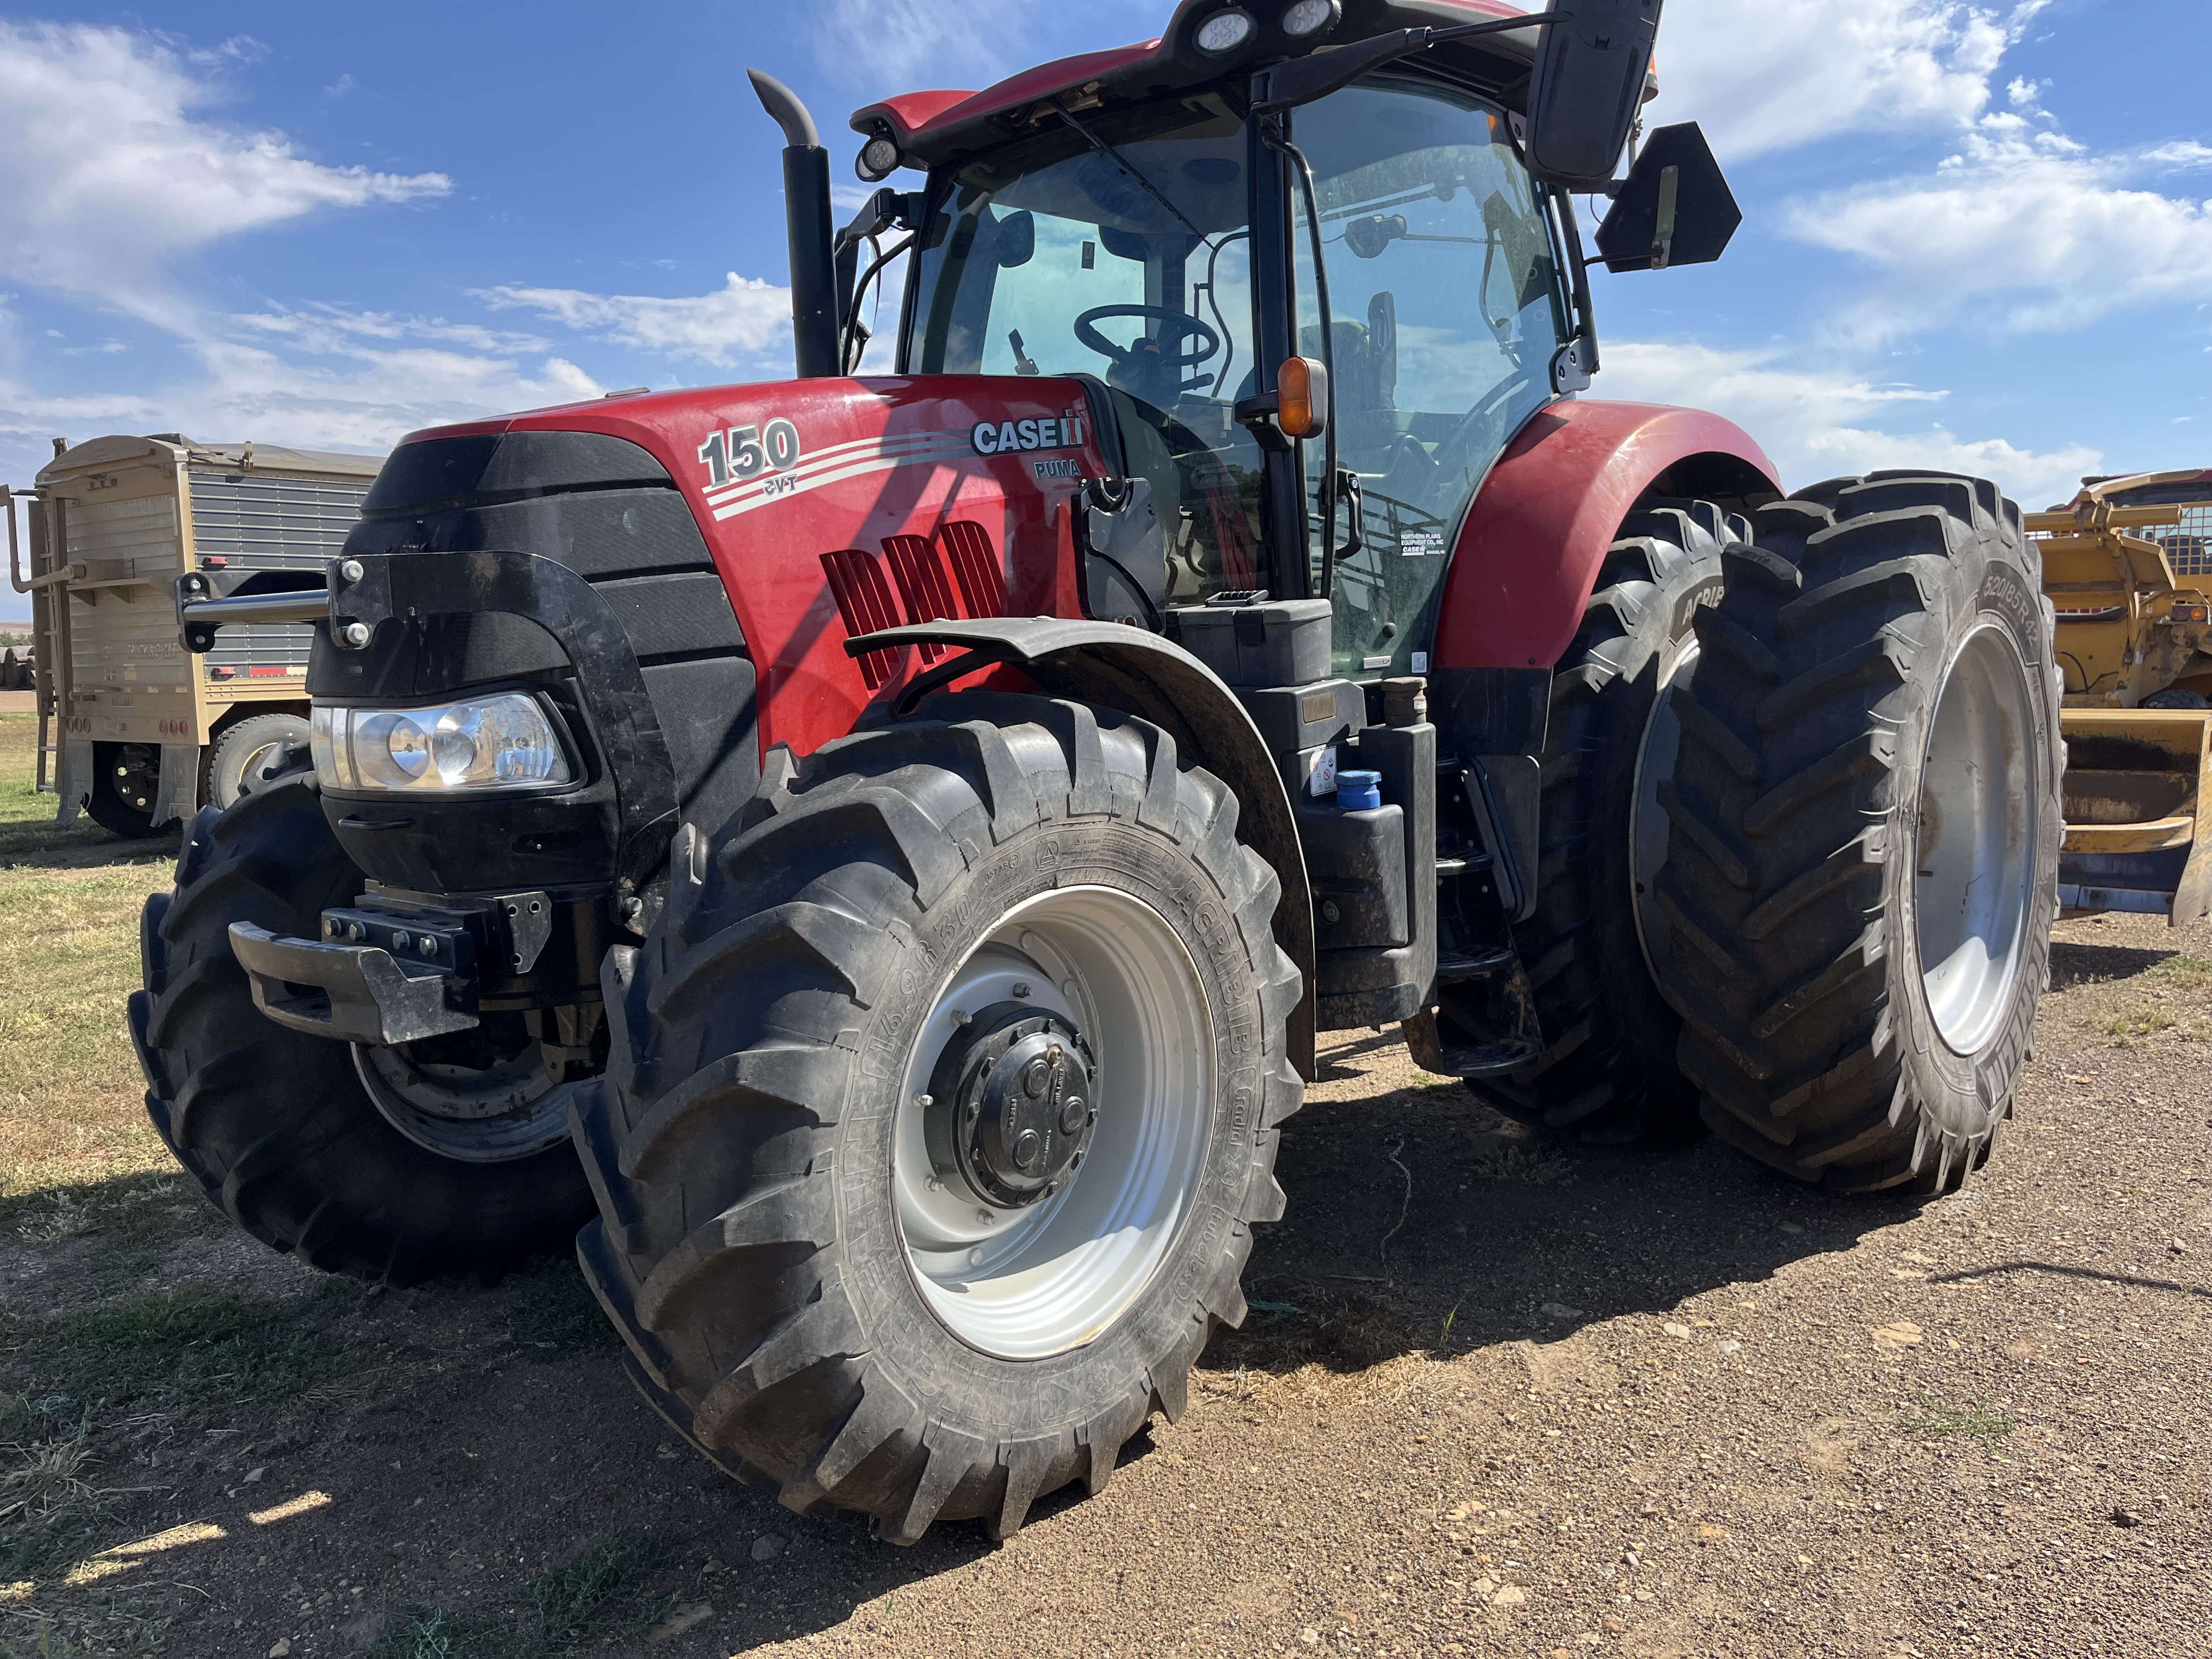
1436,400,1780,678
849,617,1317,1080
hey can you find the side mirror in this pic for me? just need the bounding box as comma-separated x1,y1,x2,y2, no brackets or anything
1525,0,1663,192
1594,123,1741,272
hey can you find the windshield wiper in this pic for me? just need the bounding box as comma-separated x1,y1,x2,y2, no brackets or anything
1046,97,1206,244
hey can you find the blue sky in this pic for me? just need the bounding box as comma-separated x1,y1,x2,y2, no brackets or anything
2,0,2208,620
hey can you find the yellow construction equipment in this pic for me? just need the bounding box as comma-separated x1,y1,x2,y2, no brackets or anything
2029,468,2212,923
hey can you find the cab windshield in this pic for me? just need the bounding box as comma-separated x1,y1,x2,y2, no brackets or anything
908,94,1266,599
906,77,1569,672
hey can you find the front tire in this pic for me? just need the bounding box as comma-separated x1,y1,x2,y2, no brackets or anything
572,693,1302,1541
1657,472,2062,1191
128,778,595,1284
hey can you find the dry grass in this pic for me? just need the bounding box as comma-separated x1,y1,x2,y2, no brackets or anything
0,716,175,1203
2105,952,2212,1042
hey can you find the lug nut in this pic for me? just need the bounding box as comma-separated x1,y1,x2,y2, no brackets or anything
1012,980,1032,998
975,1209,992,1226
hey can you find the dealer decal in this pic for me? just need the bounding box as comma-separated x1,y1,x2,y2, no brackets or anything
972,414,1085,455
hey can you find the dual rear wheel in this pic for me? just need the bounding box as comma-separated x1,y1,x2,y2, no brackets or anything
1490,473,2059,1190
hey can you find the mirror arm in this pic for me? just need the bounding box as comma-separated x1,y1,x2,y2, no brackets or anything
1252,14,1562,114
1550,187,1600,391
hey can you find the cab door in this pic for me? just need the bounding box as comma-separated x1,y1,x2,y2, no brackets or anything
1288,78,1572,680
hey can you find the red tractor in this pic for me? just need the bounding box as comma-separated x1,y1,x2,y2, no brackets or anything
133,0,2062,1543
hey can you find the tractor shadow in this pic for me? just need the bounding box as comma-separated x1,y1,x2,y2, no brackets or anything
1214,1031,1906,1378
2046,937,2187,990
0,805,177,871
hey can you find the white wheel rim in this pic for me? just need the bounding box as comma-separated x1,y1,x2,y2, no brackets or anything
895,886,1212,1360
353,1036,570,1164
1916,624,2037,1056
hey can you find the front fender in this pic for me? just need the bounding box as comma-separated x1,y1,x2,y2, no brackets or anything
849,617,1317,1080
1436,400,1780,675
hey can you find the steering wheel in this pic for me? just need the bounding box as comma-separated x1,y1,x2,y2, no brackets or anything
1074,306,1224,405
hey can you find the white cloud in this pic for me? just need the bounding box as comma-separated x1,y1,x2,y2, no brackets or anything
806,0,1161,94
236,304,551,357
809,0,1046,89
1649,0,2042,160
1598,340,2100,508
477,274,791,369
0,325,602,487
0,22,448,321
1785,128,2212,343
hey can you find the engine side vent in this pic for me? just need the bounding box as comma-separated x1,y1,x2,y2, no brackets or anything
939,520,1008,618
821,549,905,690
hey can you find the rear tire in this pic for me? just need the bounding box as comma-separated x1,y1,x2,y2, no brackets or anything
572,693,1302,1541
1657,472,2062,1192
128,778,594,1284
1464,500,1739,1142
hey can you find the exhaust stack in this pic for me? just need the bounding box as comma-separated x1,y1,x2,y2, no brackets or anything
748,70,839,379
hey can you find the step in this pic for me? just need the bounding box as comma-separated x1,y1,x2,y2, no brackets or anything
1436,945,1517,983
1424,1035,1542,1077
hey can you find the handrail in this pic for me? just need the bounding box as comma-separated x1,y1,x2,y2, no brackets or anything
4,487,23,594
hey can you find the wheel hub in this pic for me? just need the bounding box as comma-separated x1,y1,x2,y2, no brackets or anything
925,1002,1095,1209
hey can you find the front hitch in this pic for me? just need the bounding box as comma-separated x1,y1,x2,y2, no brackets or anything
229,922,479,1047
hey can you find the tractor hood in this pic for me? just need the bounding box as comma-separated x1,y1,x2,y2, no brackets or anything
383,376,1107,761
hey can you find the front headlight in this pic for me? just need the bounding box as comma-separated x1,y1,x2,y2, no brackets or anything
312,693,574,793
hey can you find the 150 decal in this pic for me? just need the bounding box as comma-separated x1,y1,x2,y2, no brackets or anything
698,418,802,487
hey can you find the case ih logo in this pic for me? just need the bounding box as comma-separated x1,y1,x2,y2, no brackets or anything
971,414,1085,456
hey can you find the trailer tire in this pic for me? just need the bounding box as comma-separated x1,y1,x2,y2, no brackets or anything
127,777,594,1284
1463,500,1740,1142
206,712,313,810
1657,472,2063,1192
572,692,1302,1542
86,741,166,839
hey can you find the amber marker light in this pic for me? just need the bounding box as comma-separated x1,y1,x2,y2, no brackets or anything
1276,356,1329,439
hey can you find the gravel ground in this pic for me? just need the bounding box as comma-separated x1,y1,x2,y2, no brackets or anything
6,909,2207,1658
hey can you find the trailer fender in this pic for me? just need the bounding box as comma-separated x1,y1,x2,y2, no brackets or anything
1435,400,1780,679
847,616,1318,1079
